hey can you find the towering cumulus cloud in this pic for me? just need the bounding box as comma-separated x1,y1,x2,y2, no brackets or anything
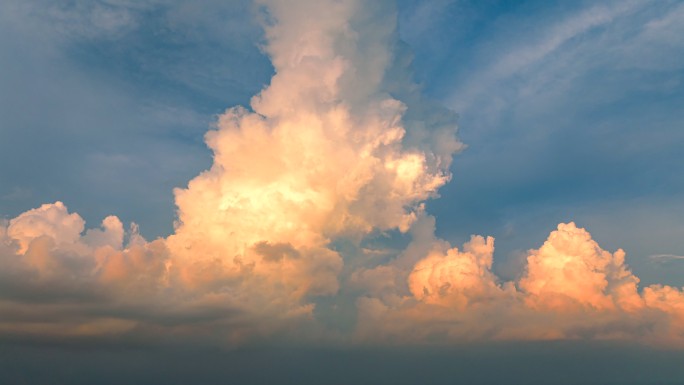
166,0,459,308
1,0,684,347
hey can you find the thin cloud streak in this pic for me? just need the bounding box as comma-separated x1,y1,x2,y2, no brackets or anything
649,254,684,261
448,1,644,113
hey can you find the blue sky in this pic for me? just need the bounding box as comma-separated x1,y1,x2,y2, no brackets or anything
3,0,682,286
399,0,684,285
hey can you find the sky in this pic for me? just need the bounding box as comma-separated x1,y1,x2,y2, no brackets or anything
1,0,684,384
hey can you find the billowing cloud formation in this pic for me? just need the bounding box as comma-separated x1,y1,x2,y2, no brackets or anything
164,0,460,321
520,223,642,312
409,235,502,308
1,0,684,348
0,0,460,345
356,222,684,345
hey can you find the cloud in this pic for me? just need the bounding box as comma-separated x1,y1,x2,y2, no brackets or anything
519,222,642,312
649,254,684,262
165,0,461,306
356,221,684,345
408,235,504,308
1,0,684,350
7,202,87,254
0,0,461,346
445,1,651,115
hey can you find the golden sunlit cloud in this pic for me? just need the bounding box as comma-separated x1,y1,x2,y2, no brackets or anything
355,222,684,345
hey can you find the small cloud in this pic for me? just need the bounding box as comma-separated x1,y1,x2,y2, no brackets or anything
648,254,684,262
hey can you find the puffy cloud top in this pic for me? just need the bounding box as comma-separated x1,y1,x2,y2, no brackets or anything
520,222,642,312
409,235,501,308
8,201,85,254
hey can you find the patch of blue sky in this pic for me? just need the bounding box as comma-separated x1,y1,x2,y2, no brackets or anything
400,0,684,284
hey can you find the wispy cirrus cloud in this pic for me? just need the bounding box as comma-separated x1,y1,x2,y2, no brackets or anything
649,254,684,262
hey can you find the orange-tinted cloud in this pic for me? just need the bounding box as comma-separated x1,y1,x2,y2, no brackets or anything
520,222,643,312
409,235,504,308
356,221,684,345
